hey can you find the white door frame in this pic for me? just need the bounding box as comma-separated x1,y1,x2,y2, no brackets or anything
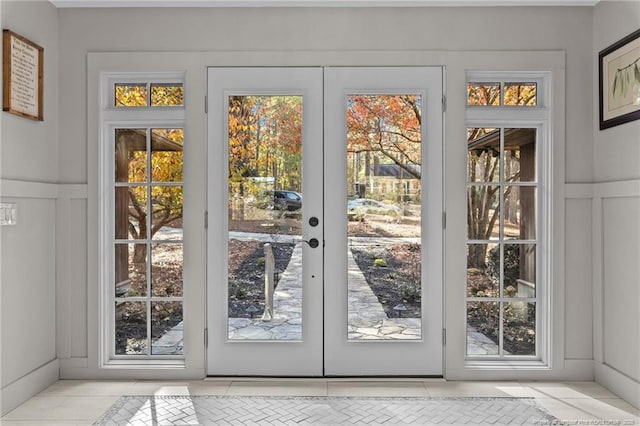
206,66,443,376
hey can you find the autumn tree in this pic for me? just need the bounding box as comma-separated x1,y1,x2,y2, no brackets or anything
347,95,422,180
116,129,183,266
228,95,303,203
114,85,184,274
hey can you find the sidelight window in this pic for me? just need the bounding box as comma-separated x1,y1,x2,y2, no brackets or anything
465,72,550,362
101,73,185,363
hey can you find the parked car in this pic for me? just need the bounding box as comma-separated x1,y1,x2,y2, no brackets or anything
347,198,401,215
273,190,302,211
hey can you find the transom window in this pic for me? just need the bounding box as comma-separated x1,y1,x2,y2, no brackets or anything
101,73,185,364
465,72,550,363
115,83,184,107
467,81,538,107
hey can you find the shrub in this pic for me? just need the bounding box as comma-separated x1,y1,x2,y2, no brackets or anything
399,283,421,302
374,258,388,267
487,244,520,288
229,283,247,299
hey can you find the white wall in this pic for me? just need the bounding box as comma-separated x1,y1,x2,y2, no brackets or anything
592,0,640,409
0,0,60,416
59,6,594,184
56,5,596,382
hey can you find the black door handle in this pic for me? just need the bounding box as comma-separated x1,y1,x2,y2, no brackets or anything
306,238,320,248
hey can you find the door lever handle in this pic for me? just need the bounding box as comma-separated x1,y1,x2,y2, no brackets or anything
303,238,320,248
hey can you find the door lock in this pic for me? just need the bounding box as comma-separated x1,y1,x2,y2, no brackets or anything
304,238,320,248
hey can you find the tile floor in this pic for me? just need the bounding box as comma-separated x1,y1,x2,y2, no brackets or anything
1,379,639,425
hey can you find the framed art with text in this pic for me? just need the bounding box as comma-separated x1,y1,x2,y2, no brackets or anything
3,29,44,121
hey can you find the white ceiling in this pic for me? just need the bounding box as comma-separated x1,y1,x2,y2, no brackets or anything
49,0,601,7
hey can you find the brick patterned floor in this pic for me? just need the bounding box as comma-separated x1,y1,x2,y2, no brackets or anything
95,395,558,425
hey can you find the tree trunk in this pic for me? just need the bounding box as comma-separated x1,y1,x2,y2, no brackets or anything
133,218,147,264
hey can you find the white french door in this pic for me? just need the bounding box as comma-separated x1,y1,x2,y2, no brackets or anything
206,68,324,376
206,67,442,376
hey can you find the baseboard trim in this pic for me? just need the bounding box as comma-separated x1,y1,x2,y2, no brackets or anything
445,359,593,381
0,359,59,416
595,362,640,409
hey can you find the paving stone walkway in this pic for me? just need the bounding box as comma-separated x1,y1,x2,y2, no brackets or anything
155,238,498,351
228,242,304,340
228,242,422,341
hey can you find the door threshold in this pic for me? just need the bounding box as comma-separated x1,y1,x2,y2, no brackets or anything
205,376,444,381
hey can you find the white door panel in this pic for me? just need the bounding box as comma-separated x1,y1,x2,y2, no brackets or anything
206,68,324,376
324,67,443,376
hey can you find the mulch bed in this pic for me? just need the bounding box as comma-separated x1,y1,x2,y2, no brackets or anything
350,244,422,318
466,268,536,355
228,240,295,318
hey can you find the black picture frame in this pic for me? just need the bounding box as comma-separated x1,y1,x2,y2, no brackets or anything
599,28,640,130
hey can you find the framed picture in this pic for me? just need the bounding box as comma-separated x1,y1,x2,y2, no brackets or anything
599,28,640,130
2,30,43,121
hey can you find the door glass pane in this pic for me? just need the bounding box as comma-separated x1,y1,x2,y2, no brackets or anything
504,302,536,355
115,84,147,107
115,129,147,182
346,94,422,341
503,243,536,298
503,83,537,106
151,243,183,297
150,186,183,239
115,186,147,240
115,243,147,297
227,95,303,341
115,301,147,355
504,128,536,182
467,243,499,298
150,84,184,106
467,301,499,356
467,185,500,240
468,128,499,183
151,301,183,355
504,186,536,240
151,129,183,182
467,83,500,106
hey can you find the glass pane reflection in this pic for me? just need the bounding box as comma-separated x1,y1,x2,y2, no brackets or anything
226,95,303,341
346,94,423,341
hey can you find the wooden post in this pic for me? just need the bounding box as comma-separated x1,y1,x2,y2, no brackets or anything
262,243,275,321
519,140,536,284
115,131,130,289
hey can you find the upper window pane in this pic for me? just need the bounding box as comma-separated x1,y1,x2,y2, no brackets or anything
151,84,184,106
115,129,147,183
467,83,500,106
151,129,184,182
504,83,537,106
504,128,536,182
468,128,499,183
115,84,147,107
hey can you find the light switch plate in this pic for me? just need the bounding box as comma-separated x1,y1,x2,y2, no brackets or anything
1,203,17,226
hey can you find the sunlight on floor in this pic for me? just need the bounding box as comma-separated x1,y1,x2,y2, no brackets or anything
0,380,638,425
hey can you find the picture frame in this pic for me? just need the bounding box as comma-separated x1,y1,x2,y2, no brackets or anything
599,28,640,130
2,29,44,121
